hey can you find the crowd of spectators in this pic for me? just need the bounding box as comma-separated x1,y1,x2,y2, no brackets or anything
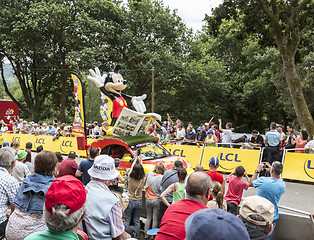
0,136,292,240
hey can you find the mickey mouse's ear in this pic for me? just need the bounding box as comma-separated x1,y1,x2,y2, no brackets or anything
114,65,122,74
98,64,109,75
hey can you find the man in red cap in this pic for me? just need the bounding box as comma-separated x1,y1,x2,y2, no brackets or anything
25,175,87,240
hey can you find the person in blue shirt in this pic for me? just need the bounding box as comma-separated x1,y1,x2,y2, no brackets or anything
250,161,286,240
47,123,56,136
75,147,100,185
265,122,282,164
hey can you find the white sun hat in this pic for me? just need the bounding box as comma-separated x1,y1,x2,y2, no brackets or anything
88,155,119,181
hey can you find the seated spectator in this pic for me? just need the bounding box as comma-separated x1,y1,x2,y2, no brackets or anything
24,151,34,174
0,147,19,238
32,145,43,166
225,166,250,215
5,151,57,240
124,154,146,239
12,150,31,183
155,172,211,240
205,157,225,198
54,152,63,177
305,136,314,154
204,129,218,147
25,142,35,164
185,208,249,240
11,140,20,153
144,163,166,238
292,130,308,153
183,126,196,145
84,155,130,239
249,130,264,149
160,167,187,207
239,195,275,240
25,175,87,240
58,151,78,177
195,126,206,146
207,182,226,210
76,147,100,186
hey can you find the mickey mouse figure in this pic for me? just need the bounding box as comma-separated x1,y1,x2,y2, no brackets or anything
88,64,147,126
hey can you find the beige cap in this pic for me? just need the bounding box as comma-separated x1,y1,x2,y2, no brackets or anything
240,196,274,226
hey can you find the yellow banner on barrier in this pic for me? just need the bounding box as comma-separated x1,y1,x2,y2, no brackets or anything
282,152,314,182
1,133,8,142
51,137,78,155
27,135,53,151
164,144,260,175
4,133,30,149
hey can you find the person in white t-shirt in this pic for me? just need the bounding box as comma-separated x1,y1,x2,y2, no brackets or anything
305,136,314,154
218,118,233,147
175,123,186,145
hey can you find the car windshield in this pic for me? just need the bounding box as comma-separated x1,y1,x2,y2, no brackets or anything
136,142,170,160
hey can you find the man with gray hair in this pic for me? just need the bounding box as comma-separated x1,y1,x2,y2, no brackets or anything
25,175,87,240
0,147,19,238
84,155,130,239
155,172,212,240
250,161,286,239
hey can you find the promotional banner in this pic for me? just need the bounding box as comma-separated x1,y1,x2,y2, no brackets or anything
4,133,29,150
0,100,19,124
51,136,78,155
282,152,314,182
28,135,53,151
164,144,260,175
71,73,86,137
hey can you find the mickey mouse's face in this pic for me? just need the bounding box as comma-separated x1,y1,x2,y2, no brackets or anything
105,73,127,94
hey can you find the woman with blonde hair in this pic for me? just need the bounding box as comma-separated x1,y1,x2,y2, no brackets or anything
207,182,226,210
144,162,166,238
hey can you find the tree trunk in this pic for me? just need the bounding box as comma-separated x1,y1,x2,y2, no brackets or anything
282,54,314,137
59,54,67,123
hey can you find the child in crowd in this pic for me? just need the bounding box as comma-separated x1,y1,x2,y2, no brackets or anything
224,165,250,215
207,182,226,210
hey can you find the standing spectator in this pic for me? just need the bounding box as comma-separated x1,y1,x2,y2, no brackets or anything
6,119,16,133
250,162,286,239
160,161,183,217
292,130,308,153
205,157,225,198
285,124,297,151
187,122,196,133
20,121,29,134
11,141,20,153
144,163,166,238
203,123,210,134
224,166,250,215
29,123,39,135
12,150,31,183
76,147,100,185
265,122,282,164
25,175,87,240
218,118,233,147
204,129,218,147
0,147,19,238
160,129,169,144
175,123,185,145
58,151,78,177
194,165,204,172
207,182,226,210
160,121,169,133
183,127,196,145
305,136,314,154
195,126,206,146
92,121,100,138
160,167,187,206
211,123,221,143
185,208,250,240
5,151,57,240
84,155,129,239
239,195,275,240
24,151,34,174
155,172,211,240
124,155,146,238
276,124,286,151
47,123,55,136
249,130,264,149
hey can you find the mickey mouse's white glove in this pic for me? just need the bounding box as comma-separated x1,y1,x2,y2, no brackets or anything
132,94,147,113
87,67,107,88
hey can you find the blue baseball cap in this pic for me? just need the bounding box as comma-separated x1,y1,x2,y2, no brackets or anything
197,126,203,131
2,142,9,147
185,208,250,240
208,129,214,134
209,157,219,166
